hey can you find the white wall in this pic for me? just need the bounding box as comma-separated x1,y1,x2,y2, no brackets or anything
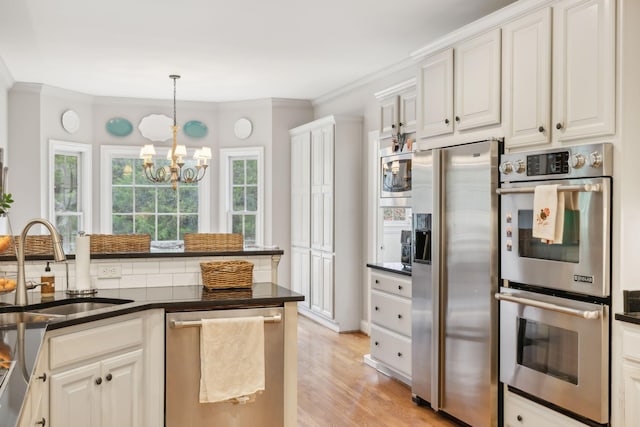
0,58,12,234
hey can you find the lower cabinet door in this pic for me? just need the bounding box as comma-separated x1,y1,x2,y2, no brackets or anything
623,360,640,427
50,362,102,427
370,324,411,376
101,349,143,427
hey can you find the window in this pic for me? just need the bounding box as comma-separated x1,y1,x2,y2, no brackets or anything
219,147,263,246
101,146,210,247
49,140,92,253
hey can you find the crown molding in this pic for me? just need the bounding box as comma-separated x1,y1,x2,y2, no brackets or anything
271,98,313,109
374,78,417,101
289,114,362,135
0,57,14,89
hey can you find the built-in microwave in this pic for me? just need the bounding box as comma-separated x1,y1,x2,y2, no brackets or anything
380,150,412,206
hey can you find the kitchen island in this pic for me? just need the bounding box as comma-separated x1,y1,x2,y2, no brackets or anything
0,283,303,427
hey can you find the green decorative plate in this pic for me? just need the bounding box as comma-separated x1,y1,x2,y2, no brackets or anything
106,117,134,137
183,120,208,138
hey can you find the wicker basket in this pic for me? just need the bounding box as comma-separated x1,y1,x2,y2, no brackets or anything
201,287,253,300
89,234,151,254
184,233,243,252
200,260,253,290
0,235,55,257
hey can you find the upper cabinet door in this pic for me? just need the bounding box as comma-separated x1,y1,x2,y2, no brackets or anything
379,96,399,139
552,0,615,141
455,28,502,131
503,8,552,148
399,91,417,134
417,48,454,138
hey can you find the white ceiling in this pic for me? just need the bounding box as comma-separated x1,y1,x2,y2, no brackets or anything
0,0,516,102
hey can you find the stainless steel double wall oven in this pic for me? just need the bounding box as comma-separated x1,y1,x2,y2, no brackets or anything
496,143,612,426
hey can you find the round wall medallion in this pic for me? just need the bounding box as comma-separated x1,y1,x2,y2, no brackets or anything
61,110,80,134
234,118,253,140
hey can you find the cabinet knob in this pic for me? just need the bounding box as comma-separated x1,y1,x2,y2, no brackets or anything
397,314,402,319
556,122,563,130
444,118,450,125
455,116,460,123
95,377,103,385
391,124,395,129
398,285,402,290
374,306,379,311
374,341,379,346
35,418,46,426
538,126,544,133
375,279,379,284
397,352,403,357
517,414,523,422
106,373,113,382
37,372,47,382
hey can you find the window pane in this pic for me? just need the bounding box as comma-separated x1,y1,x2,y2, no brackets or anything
113,215,134,234
56,214,79,253
135,187,156,213
246,159,258,184
135,214,156,237
179,215,198,239
54,154,79,211
112,158,134,185
233,187,245,211
158,215,177,240
246,186,258,211
233,160,245,185
158,187,177,213
112,187,133,213
232,215,243,234
179,187,198,213
244,215,256,244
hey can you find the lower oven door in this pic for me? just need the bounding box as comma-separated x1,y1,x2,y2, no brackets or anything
497,287,609,424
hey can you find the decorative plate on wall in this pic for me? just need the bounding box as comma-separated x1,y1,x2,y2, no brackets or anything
106,117,134,137
183,120,208,138
234,117,253,140
138,114,173,142
61,110,80,134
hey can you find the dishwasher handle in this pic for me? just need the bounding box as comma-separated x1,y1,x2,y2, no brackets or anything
170,313,282,328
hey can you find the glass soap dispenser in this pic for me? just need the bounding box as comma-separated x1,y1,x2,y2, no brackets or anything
41,261,55,296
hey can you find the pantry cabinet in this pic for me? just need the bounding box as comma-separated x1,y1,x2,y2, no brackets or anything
417,28,501,140
290,115,362,332
376,79,417,139
502,0,615,148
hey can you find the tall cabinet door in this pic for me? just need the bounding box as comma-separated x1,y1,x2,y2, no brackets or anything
417,48,454,138
502,8,552,148
291,132,311,248
552,0,615,141
310,251,323,314
101,349,143,427
321,253,334,319
310,129,324,250
50,362,102,427
320,125,334,253
291,247,310,308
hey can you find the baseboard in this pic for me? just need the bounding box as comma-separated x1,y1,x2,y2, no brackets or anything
297,307,340,332
360,319,370,335
363,354,411,386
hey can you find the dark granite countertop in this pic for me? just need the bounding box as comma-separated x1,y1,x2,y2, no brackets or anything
0,283,303,426
366,262,412,277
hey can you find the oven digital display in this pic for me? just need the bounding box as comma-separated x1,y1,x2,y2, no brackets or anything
526,151,570,176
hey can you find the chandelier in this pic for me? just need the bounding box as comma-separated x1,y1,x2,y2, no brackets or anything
139,74,212,190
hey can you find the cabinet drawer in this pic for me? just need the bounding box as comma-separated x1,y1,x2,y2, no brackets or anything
371,290,411,336
504,388,586,427
371,271,411,298
370,325,411,376
623,326,640,362
49,318,144,370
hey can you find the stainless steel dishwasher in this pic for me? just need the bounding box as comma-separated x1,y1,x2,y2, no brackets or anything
165,307,284,426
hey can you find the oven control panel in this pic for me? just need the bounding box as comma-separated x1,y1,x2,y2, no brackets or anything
499,142,613,182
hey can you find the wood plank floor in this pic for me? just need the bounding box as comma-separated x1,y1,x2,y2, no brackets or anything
297,315,460,427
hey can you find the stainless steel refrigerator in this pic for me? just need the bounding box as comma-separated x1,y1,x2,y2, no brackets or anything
411,139,499,427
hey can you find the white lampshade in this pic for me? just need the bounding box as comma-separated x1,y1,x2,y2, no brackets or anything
140,144,156,158
199,146,212,159
166,149,173,160
175,145,187,157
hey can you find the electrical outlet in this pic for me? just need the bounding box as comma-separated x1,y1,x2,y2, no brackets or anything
97,264,122,279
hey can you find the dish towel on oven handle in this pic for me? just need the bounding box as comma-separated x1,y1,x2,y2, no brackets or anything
532,184,565,244
199,316,265,404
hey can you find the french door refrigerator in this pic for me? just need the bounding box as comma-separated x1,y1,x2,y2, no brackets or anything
411,139,500,427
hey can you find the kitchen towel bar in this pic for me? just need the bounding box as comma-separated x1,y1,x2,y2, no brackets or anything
170,313,282,329
496,183,601,195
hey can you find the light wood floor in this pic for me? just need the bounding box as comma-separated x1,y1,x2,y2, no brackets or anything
297,315,460,427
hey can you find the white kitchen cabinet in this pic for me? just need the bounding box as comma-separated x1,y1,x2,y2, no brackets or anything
290,115,362,332
18,343,49,427
367,269,412,383
504,387,589,427
376,79,417,139
417,29,501,140
502,0,615,149
291,131,311,248
50,361,102,426
622,324,640,426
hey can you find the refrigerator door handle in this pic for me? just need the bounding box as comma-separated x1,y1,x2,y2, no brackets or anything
494,292,601,319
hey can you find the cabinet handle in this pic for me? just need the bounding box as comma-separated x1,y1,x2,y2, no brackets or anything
444,118,450,125
35,418,46,426
556,122,563,130
106,373,113,382
95,377,103,385
455,116,460,123
397,352,403,357
517,414,523,422
374,306,379,311
538,126,544,133
397,314,402,319
36,372,47,382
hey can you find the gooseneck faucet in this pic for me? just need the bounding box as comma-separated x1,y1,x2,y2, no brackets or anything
15,218,66,306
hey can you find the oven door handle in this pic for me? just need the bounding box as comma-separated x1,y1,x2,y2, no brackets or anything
495,183,601,195
494,292,601,319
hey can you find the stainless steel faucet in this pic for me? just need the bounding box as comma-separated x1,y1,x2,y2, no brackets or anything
15,218,66,306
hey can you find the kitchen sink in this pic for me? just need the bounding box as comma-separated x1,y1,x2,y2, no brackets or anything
0,311,62,326
33,300,131,316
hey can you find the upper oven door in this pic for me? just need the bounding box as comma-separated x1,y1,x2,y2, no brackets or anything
500,177,611,298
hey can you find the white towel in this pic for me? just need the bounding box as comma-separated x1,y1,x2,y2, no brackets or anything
532,184,565,244
199,316,265,404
